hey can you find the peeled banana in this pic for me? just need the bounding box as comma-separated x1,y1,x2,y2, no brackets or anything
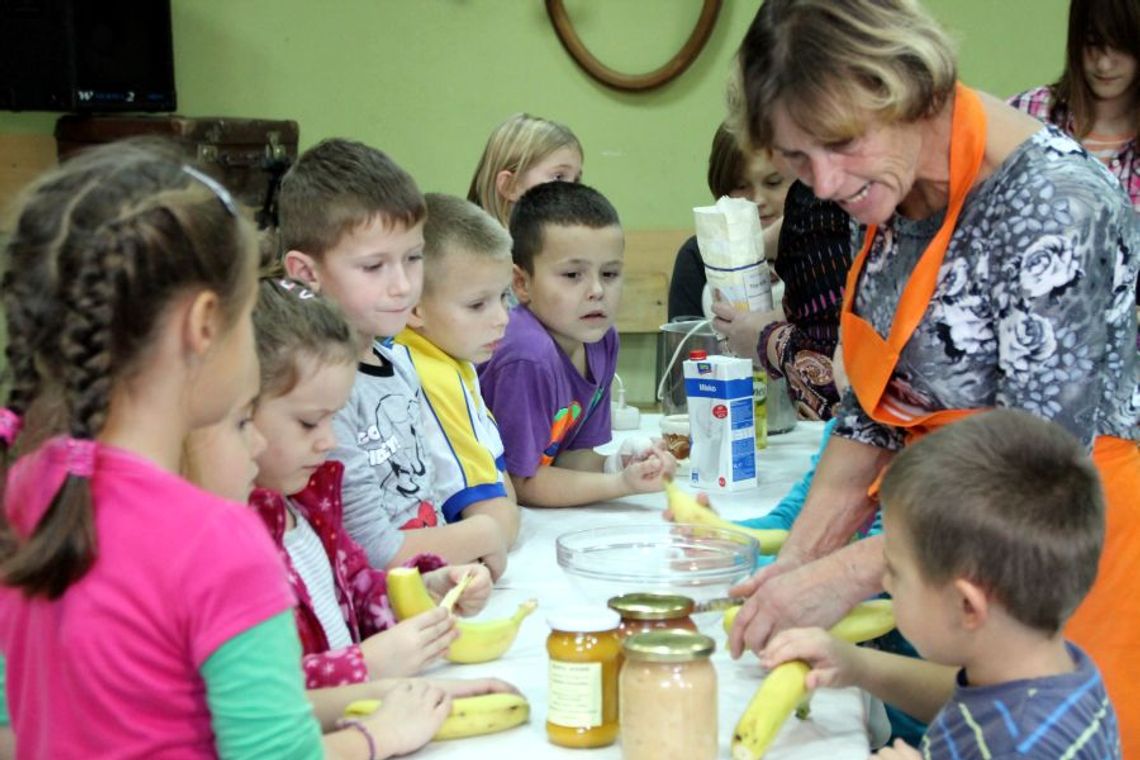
387,567,537,664
727,599,897,759
722,598,896,642
664,479,787,554
344,692,530,741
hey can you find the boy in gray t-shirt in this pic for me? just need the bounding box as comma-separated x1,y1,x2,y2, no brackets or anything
760,409,1119,759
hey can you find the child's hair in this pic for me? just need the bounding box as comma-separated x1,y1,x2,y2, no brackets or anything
422,193,512,293
277,138,426,258
0,140,258,599
1053,0,1140,140
467,113,582,226
508,181,621,274
707,122,752,199
253,278,360,399
879,409,1104,634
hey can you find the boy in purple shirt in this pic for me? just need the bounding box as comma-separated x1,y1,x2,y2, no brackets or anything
479,182,673,507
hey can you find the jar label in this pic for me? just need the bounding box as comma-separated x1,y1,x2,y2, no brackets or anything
547,660,602,728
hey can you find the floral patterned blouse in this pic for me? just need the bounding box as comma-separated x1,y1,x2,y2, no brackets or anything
835,126,1139,451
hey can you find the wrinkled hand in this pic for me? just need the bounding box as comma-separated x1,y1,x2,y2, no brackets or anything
711,299,782,361
728,557,851,659
359,680,450,757
874,739,923,759
424,564,493,617
761,627,862,690
361,606,457,677
621,449,672,494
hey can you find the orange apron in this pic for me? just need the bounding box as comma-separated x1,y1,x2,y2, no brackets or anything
842,83,1140,753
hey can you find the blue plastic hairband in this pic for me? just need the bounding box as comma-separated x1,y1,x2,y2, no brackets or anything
181,165,238,216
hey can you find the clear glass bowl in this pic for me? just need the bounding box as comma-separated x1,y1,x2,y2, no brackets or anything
556,524,758,604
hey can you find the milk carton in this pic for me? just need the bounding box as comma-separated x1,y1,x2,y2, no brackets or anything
683,353,757,491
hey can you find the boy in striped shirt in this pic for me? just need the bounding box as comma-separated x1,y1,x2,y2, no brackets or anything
761,409,1120,759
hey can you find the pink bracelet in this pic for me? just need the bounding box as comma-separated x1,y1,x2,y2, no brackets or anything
335,717,377,760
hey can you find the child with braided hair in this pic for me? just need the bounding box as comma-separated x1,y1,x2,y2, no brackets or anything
0,142,387,758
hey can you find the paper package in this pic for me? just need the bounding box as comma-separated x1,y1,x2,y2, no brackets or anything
693,195,774,313
683,354,757,491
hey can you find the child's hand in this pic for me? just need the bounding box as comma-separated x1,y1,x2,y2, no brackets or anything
874,739,923,759
479,548,508,583
358,679,450,757
759,627,861,690
621,449,671,494
360,606,458,677
421,677,520,699
663,491,713,522
424,564,493,617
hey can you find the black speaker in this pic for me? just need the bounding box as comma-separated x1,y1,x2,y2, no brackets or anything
0,0,176,112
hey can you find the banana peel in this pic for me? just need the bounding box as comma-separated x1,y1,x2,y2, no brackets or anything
387,567,537,664
344,692,530,741
664,479,787,554
728,599,897,759
722,598,896,642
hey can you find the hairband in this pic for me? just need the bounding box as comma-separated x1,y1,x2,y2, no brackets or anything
64,438,97,479
275,278,315,300
0,408,22,446
182,165,238,217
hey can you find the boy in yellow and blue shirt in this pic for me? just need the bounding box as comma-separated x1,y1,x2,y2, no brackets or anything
397,193,521,546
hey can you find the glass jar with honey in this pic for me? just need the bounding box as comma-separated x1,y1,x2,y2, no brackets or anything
546,607,622,748
620,630,718,760
607,593,698,639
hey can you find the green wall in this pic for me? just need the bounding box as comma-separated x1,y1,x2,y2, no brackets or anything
0,0,1070,403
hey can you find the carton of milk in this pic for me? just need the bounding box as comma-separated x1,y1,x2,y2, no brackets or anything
683,353,757,491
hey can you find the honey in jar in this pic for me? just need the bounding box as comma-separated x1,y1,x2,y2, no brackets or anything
620,630,718,760
607,593,698,639
546,608,622,748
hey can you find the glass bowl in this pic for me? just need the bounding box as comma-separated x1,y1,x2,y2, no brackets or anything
556,524,758,605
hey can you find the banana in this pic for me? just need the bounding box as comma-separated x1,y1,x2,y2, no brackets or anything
664,479,787,554
722,598,895,642
727,599,897,759
732,660,810,760
387,567,537,664
344,692,530,741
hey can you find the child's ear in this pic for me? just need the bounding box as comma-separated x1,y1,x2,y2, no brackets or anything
184,289,222,357
283,250,321,290
953,578,990,631
512,264,531,304
495,169,520,202
406,302,426,330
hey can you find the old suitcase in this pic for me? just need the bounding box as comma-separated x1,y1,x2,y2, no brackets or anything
54,115,299,227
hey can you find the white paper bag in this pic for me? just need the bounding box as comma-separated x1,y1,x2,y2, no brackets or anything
693,196,774,313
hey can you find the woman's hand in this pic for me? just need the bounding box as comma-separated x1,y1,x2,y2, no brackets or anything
711,298,783,361
760,627,863,690
424,564,493,617
728,556,854,659
360,607,457,677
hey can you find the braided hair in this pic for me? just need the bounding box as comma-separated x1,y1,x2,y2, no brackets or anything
0,140,257,598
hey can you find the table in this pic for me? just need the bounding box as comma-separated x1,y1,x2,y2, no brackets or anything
416,416,886,758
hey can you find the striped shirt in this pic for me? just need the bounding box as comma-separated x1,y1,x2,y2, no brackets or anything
282,503,354,652
921,643,1120,759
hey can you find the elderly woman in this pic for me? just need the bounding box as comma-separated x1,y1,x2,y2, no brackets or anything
725,0,1140,751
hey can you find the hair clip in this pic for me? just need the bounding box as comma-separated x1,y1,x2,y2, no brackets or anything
0,408,22,446
64,438,97,479
181,165,238,217
276,278,315,300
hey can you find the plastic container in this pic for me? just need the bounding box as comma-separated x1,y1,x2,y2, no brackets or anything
607,593,698,639
620,630,718,760
656,320,721,416
546,608,622,748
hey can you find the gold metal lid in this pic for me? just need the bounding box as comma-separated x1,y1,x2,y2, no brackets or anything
622,630,715,662
607,593,695,620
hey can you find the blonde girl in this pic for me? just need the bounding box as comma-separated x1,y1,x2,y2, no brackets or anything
0,143,324,757
467,112,583,226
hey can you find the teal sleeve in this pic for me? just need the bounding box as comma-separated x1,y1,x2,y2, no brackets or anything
0,654,9,727
737,419,838,532
201,611,323,760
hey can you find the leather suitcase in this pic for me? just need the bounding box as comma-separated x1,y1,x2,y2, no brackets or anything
54,115,299,227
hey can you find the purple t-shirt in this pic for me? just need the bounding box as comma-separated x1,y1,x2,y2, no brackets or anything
478,305,618,478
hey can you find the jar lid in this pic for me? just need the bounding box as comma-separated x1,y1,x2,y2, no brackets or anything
546,607,621,634
622,630,716,662
607,593,695,621
688,349,708,360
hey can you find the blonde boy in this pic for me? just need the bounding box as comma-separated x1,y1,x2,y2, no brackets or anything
279,138,507,577
762,410,1119,759
397,194,521,545
478,181,673,507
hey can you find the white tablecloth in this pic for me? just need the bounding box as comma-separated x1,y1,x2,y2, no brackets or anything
415,416,881,759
